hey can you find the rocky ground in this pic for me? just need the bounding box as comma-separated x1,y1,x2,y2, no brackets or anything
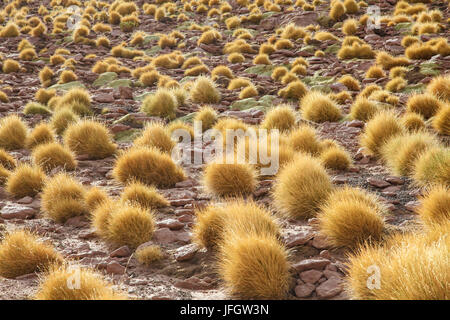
0,0,449,300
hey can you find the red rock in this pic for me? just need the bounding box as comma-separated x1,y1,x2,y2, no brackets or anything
333,176,347,184
158,218,184,230
93,93,114,103
294,283,315,298
319,250,332,260
119,86,133,99
311,235,330,249
382,186,401,193
293,258,331,273
175,231,191,244
170,199,192,207
178,214,194,223
323,270,341,280
64,216,89,228
110,246,131,258
367,177,391,188
0,203,35,219
153,228,177,244
405,201,420,212
300,270,323,284
285,230,315,248
106,261,126,275
110,123,130,133
315,277,343,299
174,276,213,290
78,230,97,240
17,196,33,204
385,176,404,185
174,243,198,262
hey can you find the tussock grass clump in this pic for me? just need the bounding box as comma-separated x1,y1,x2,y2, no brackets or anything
190,76,221,104
50,108,79,135
273,154,333,219
300,91,342,123
342,18,358,35
417,185,450,226
365,65,385,79
228,78,251,90
376,52,410,70
0,115,28,150
339,75,360,91
32,142,77,172
0,23,20,38
85,186,110,212
134,122,174,153
346,229,449,300
24,102,51,115
287,125,322,156
35,88,56,105
360,110,404,156
35,265,127,300
0,165,10,186
92,200,119,238
227,52,245,63
203,161,257,197
0,148,16,170
426,75,450,102
140,88,178,119
193,200,280,249
2,59,20,73
64,120,117,159
329,0,346,21
0,230,63,279
385,77,407,92
413,147,450,188
19,48,37,61
318,187,385,248
432,105,450,135
218,234,290,299
406,93,443,119
113,147,186,188
194,106,217,131
350,97,378,122
120,181,169,209
6,164,46,198
211,65,234,80
277,80,307,100
381,132,439,176
58,70,78,84
401,112,425,132
239,85,258,99
260,105,296,133
338,42,375,60
0,90,8,103
106,204,155,249
320,146,352,171
26,123,55,150
41,173,88,223
135,245,164,265
58,88,92,116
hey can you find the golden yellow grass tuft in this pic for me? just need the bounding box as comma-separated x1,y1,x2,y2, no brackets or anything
417,185,450,227
35,88,56,105
0,148,16,170
260,105,296,133
35,265,127,300
2,59,20,73
58,70,78,84
346,229,449,300
0,230,63,279
320,146,352,171
278,80,308,100
426,75,450,102
6,164,46,198
413,147,449,188
329,0,346,21
375,51,410,70
273,154,333,219
194,106,218,131
85,186,110,212
432,105,450,135
360,110,404,156
140,88,178,119
0,115,28,150
106,204,155,249
300,91,342,123
218,233,290,299
50,108,79,135
287,125,322,156
64,120,117,159
401,112,425,132
120,181,169,210
203,160,257,197
57,87,92,116
133,121,174,153
365,65,385,79
406,93,443,119
380,132,439,176
135,244,164,265
41,173,88,223
113,147,186,188
32,142,77,172
193,200,280,249
25,122,55,150
190,76,221,104
350,97,378,122
318,187,385,248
